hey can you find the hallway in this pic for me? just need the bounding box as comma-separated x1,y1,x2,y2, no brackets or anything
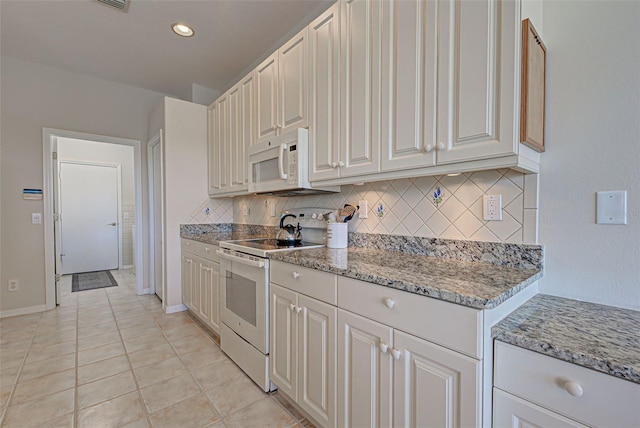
0,270,307,427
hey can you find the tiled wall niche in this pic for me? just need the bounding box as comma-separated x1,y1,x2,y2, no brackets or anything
233,170,539,244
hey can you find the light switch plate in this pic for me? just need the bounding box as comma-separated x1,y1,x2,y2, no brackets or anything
358,200,368,219
596,191,627,224
32,213,42,224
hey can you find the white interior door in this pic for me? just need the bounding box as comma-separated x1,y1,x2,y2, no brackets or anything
59,162,120,274
150,136,164,301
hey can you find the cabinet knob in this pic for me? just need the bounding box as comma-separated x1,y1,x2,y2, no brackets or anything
292,272,300,279
289,303,296,312
563,381,584,397
295,306,302,314
424,144,434,153
384,298,395,309
391,348,402,360
437,142,446,151
186,242,190,246
205,247,210,252
331,162,338,168
379,342,389,354
338,161,345,167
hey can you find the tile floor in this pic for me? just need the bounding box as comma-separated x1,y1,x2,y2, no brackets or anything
0,269,311,428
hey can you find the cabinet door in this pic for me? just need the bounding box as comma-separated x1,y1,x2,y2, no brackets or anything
393,330,481,428
279,27,308,133
181,255,194,309
216,94,230,190
190,256,201,314
493,389,588,428
208,262,220,333
339,0,381,177
338,309,393,428
207,102,220,194
270,284,298,400
437,0,518,164
380,0,437,172
240,72,256,180
227,84,243,188
298,295,337,427
256,52,279,143
198,260,212,323
309,2,341,182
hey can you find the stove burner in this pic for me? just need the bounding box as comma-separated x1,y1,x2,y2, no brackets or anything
275,239,303,247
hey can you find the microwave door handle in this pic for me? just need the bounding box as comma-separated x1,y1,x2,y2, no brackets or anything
278,143,288,180
216,250,265,268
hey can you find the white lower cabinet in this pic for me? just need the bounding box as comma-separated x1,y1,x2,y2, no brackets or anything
337,309,480,428
270,283,336,427
181,239,220,334
493,389,588,428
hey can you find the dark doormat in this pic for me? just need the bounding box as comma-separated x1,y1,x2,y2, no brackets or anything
72,270,118,292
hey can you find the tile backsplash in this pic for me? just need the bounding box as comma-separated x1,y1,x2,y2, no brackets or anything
184,197,234,224
234,169,538,244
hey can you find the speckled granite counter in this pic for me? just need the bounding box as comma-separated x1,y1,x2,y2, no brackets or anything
493,294,640,384
180,224,277,246
268,247,541,310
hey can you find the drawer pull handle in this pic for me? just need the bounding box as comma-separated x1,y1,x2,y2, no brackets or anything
292,272,300,279
384,298,395,309
564,381,583,397
379,343,389,354
295,306,302,314
391,348,402,360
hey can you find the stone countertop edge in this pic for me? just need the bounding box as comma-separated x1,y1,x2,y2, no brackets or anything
267,247,542,310
493,294,640,384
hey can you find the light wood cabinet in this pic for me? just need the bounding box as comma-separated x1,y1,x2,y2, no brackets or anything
257,27,308,146
181,239,220,334
270,283,336,427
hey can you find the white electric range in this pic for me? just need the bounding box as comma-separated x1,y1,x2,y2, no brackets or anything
217,208,332,391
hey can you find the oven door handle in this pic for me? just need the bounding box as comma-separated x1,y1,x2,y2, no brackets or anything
278,143,288,180
216,250,265,268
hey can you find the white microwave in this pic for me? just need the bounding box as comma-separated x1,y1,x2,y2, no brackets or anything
248,129,340,195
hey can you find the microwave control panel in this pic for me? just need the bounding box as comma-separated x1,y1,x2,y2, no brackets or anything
287,144,298,185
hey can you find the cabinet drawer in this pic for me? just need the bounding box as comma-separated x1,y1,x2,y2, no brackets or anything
494,341,640,427
338,277,482,359
181,239,219,262
270,260,337,305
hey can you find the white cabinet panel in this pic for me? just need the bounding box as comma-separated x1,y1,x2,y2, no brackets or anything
339,0,381,177
198,260,211,321
380,0,437,171
181,255,195,310
309,2,341,182
207,103,220,194
209,261,220,333
279,27,308,133
298,295,336,427
216,94,230,190
337,309,393,428
494,388,588,428
437,0,518,164
393,330,481,428
228,84,243,187
241,71,257,157
256,52,279,143
271,284,298,400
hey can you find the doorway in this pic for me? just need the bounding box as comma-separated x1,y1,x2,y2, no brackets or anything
43,128,149,309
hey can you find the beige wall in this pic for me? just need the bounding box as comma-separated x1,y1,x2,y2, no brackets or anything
538,1,640,309
0,56,164,314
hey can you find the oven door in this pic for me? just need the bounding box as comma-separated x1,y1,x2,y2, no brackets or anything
217,249,269,354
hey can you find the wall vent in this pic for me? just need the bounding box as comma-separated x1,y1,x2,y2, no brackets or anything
97,0,129,12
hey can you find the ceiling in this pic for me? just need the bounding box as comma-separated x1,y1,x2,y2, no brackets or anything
0,0,332,100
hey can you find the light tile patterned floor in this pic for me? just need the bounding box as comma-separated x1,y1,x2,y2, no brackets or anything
0,270,310,428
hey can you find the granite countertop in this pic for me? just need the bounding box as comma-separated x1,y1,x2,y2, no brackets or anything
268,247,542,310
493,294,640,384
180,231,269,246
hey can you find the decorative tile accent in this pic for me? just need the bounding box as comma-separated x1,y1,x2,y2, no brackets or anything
184,198,233,225
233,170,538,244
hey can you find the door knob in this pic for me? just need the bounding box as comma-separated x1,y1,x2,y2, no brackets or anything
108,222,117,226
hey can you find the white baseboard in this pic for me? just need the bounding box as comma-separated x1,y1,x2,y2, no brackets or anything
0,304,48,319
121,265,134,269
140,288,151,295
165,304,187,314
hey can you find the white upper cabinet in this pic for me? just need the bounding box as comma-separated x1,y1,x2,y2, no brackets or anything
257,27,309,145
380,0,438,172
339,0,381,178
309,2,341,182
436,0,519,164
207,102,219,195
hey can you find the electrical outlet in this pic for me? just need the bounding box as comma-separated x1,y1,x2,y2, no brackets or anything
8,279,19,292
242,206,250,216
32,213,42,224
270,203,276,217
483,194,503,221
358,200,368,219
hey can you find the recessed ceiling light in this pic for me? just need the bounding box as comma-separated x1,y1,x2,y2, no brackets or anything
172,23,194,37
